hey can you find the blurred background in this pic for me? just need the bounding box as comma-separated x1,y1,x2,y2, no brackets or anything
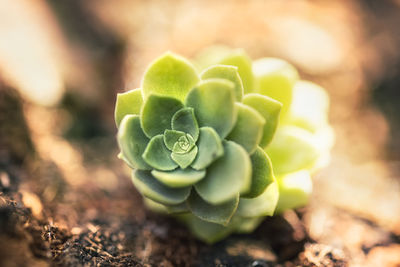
0,0,400,266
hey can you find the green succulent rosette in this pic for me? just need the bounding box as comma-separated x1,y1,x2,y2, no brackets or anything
115,47,333,243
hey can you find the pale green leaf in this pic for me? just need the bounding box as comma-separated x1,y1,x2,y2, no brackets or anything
172,134,195,154
227,103,265,154
191,127,224,170
187,190,239,226
171,107,199,141
194,141,251,204
163,129,186,150
142,52,199,102
141,95,183,138
142,135,178,171
200,65,244,101
243,93,282,148
241,147,274,198
171,146,198,169
117,115,151,170
115,88,143,127
275,170,312,213
253,58,298,117
236,178,279,217
132,170,191,205
185,79,237,138
265,126,319,175
151,168,206,188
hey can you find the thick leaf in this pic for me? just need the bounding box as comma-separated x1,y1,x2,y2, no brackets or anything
151,168,206,188
241,147,274,198
179,214,238,244
171,146,198,169
132,170,191,205
200,65,244,101
165,202,190,214
286,81,330,132
117,115,151,170
187,190,239,226
227,103,265,154
185,79,237,138
219,50,254,94
142,135,178,171
144,199,190,214
234,217,264,234
253,58,298,117
275,170,312,213
265,126,319,175
141,52,199,102
194,141,251,204
163,129,186,150
236,178,279,217
172,134,195,154
191,127,224,170
171,108,199,141
141,95,183,138
115,88,143,127
243,93,282,148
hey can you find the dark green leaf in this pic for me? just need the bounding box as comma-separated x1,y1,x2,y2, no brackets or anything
171,108,199,141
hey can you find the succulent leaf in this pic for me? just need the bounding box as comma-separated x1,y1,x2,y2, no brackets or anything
200,65,244,101
171,107,199,141
115,88,143,127
142,135,178,171
191,127,224,170
141,52,200,102
253,58,298,117
141,94,184,138
171,146,198,169
275,170,312,213
187,190,239,226
117,115,151,170
171,134,196,154
241,147,274,198
185,78,237,138
265,126,319,175
151,168,206,188
194,141,251,205
227,103,265,154
236,178,279,217
132,170,191,205
243,93,282,148
163,129,186,150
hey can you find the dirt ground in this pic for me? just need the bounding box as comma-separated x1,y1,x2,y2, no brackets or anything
1,0,400,266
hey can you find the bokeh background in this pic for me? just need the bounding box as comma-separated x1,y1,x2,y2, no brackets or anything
1,0,400,266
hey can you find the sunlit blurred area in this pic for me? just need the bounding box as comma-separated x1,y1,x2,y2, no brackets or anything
1,0,400,265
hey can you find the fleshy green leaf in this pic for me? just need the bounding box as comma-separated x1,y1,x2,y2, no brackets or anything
243,93,282,148
194,141,251,205
187,190,239,226
165,202,190,214
185,79,237,138
234,217,264,234
200,65,244,101
171,108,199,141
171,146,198,169
142,135,178,171
141,94,184,138
253,58,298,117
286,80,330,132
117,115,151,170
227,103,265,154
115,88,143,127
241,147,274,198
275,170,312,213
265,126,319,175
151,168,206,188
141,52,200,102
163,129,186,150
172,134,195,154
132,170,191,205
236,178,279,217
191,127,224,170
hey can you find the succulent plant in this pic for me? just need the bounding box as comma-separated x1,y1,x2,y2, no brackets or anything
115,46,334,243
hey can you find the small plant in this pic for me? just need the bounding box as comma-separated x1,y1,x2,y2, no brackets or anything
115,46,333,243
